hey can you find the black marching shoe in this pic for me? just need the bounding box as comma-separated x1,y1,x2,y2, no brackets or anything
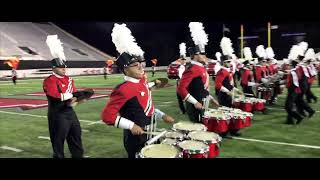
309,110,315,118
296,118,304,124
230,131,242,137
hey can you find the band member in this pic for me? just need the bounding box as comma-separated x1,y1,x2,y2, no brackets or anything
177,22,219,123
240,59,257,96
241,47,257,96
101,23,174,158
151,59,157,77
285,59,304,124
12,68,17,85
173,42,188,114
304,48,318,103
44,35,91,158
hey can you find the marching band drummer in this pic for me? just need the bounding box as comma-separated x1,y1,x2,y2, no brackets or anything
240,59,257,97
285,58,304,124
177,22,219,123
172,42,188,114
101,23,174,158
241,47,258,97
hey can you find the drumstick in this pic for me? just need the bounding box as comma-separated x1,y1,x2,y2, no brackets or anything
145,130,168,145
143,131,162,136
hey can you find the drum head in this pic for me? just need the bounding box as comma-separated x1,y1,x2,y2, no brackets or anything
188,131,220,143
140,144,181,158
165,131,184,140
173,122,206,132
178,140,209,154
161,138,178,145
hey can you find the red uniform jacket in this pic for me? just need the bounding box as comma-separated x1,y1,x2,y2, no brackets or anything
177,61,209,103
43,73,76,100
43,73,76,114
255,65,264,83
241,68,254,87
215,67,233,93
287,68,301,94
101,76,154,129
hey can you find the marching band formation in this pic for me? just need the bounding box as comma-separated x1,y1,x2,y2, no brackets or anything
43,22,319,158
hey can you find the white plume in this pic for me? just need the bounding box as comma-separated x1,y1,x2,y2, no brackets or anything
288,45,304,60
215,52,222,61
305,48,315,60
111,23,144,57
298,41,308,53
189,22,208,46
179,43,186,57
255,45,266,58
46,35,66,61
220,37,234,56
266,47,275,59
243,47,252,60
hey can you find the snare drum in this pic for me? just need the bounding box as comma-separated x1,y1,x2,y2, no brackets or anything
243,112,253,127
164,131,185,140
232,98,242,109
178,140,209,158
161,138,179,146
203,110,229,134
172,122,207,134
188,131,222,158
253,98,266,111
138,144,182,158
229,113,246,130
240,99,253,112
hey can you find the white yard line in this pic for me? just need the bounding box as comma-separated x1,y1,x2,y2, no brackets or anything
0,110,97,124
0,145,23,152
232,137,320,149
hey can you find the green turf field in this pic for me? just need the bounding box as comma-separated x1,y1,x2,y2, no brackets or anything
0,72,319,158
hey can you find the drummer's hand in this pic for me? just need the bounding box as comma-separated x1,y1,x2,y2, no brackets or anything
194,102,203,110
162,114,175,124
131,124,144,135
211,98,220,107
155,79,161,86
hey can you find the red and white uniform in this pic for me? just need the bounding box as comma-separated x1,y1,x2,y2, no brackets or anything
177,61,210,105
287,68,301,94
43,72,76,101
215,67,234,94
101,76,160,130
241,68,255,87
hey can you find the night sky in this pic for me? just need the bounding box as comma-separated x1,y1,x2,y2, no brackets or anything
54,22,320,66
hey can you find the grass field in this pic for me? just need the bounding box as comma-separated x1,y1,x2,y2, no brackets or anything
0,72,319,158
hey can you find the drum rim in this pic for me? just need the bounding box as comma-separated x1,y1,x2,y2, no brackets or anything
187,131,221,144
178,140,210,154
139,144,182,158
164,131,185,140
172,122,207,132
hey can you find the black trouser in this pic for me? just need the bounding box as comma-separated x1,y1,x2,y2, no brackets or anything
217,92,232,107
285,90,303,124
217,91,239,136
242,86,254,97
296,79,314,115
104,73,107,80
152,70,155,77
306,83,317,102
177,93,186,114
271,81,280,102
48,111,83,158
12,76,16,85
295,93,314,116
186,102,202,123
123,130,148,159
